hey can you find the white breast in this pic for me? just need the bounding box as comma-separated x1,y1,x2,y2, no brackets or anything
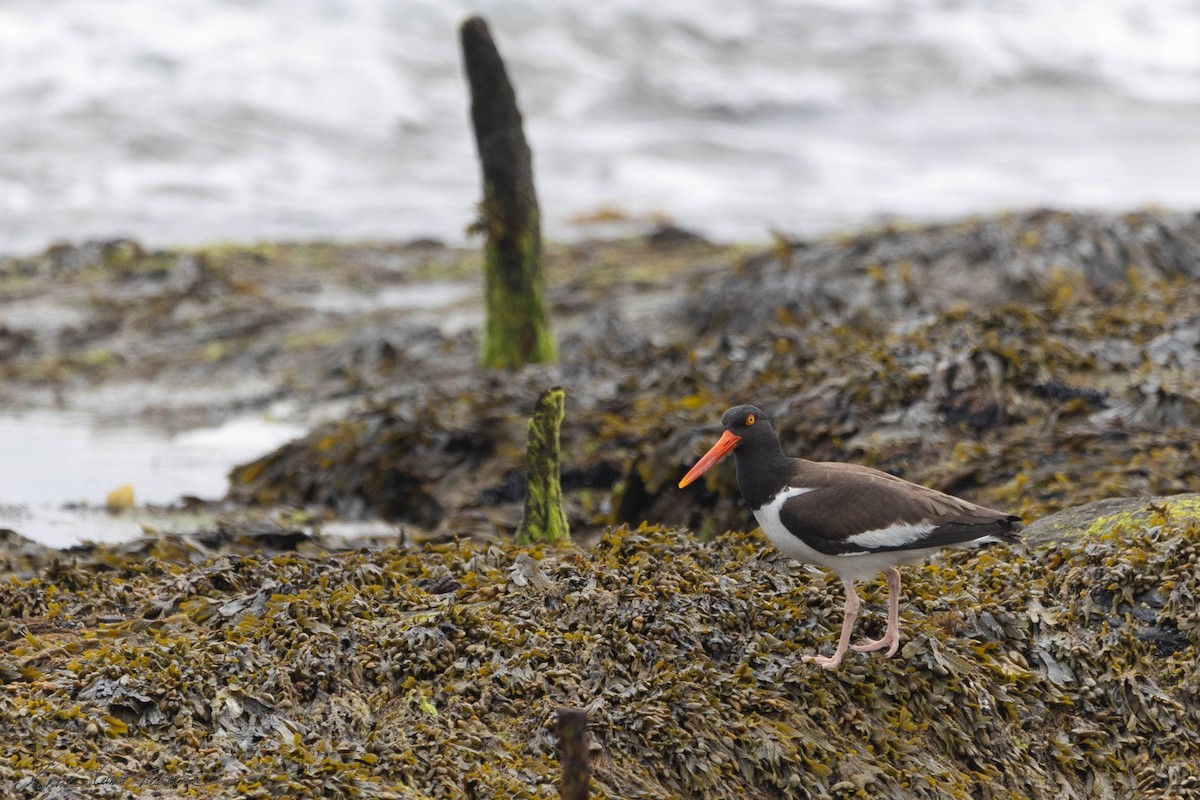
753,487,836,567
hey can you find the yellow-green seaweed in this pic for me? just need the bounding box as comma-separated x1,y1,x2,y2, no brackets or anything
3,509,1200,799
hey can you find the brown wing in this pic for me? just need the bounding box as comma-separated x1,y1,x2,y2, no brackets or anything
778,460,1023,556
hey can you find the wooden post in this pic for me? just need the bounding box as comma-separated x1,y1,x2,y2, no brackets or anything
459,15,557,369
516,387,569,544
557,707,589,800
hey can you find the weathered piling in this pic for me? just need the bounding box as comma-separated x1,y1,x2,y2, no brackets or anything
459,15,556,368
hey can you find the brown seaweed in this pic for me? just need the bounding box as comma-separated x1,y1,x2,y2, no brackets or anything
2,503,1199,798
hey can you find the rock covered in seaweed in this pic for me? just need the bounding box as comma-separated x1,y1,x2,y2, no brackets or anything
684,208,1200,333
228,209,1200,538
2,510,1200,798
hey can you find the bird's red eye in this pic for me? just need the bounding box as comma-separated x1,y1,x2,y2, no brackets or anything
745,414,756,426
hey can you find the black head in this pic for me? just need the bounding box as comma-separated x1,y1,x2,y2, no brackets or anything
720,404,776,442
679,404,783,488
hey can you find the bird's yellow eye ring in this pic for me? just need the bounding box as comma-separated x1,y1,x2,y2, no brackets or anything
745,413,756,426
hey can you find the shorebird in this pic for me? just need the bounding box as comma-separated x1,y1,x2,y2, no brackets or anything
679,405,1022,669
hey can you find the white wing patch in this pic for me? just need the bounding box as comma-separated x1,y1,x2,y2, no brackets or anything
844,522,936,551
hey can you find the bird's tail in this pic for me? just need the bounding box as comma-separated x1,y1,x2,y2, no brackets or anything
956,515,1023,548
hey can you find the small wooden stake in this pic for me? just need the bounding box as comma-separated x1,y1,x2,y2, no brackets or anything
557,707,589,800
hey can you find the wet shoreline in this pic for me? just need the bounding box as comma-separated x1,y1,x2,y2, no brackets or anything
3,207,1200,797
0,228,729,546
3,207,1200,552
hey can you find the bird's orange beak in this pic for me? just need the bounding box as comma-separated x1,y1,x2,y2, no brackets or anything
678,430,741,488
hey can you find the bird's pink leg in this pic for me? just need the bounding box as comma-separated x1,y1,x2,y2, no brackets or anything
803,578,860,670
851,566,902,657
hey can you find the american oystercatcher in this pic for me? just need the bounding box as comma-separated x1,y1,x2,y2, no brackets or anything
679,405,1022,669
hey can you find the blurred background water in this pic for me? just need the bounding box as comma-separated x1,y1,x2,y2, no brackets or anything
1,0,1199,255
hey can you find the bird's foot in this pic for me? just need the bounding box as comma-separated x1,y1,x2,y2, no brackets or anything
801,652,845,670
851,634,900,657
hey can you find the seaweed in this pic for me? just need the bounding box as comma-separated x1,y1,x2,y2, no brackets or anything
2,506,1200,798
7,208,1200,795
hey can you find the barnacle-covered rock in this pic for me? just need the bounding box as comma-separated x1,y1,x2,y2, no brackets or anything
1024,493,1200,545
2,510,1200,798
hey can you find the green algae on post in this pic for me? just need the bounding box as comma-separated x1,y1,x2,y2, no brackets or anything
460,15,556,368
516,387,569,545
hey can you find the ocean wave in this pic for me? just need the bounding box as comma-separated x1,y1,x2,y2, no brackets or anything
0,0,1198,252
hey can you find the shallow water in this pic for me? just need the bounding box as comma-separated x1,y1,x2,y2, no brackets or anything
0,410,306,547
